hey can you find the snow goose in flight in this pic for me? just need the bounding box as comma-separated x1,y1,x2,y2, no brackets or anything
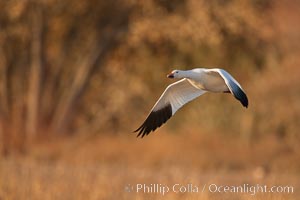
134,68,248,137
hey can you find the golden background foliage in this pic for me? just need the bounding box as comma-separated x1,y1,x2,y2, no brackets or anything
0,0,299,199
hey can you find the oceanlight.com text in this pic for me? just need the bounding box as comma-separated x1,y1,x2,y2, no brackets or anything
208,183,294,195
125,183,294,196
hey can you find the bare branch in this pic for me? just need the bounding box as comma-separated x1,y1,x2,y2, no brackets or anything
26,2,44,139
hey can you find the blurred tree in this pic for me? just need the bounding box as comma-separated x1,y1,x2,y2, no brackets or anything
0,0,132,153
0,0,279,154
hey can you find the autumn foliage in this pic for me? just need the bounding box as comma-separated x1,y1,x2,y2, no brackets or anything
0,0,299,154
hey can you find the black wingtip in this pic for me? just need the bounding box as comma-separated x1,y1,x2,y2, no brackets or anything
241,91,248,108
133,126,145,138
235,88,248,108
134,104,172,138
241,96,248,108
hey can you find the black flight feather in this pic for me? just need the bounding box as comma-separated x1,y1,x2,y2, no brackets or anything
134,104,172,138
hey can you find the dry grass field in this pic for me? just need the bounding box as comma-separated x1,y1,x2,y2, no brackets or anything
1,132,299,200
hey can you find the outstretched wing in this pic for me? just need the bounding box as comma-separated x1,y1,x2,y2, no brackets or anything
211,68,248,108
134,78,206,137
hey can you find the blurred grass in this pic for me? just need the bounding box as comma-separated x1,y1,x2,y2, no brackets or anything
0,133,299,200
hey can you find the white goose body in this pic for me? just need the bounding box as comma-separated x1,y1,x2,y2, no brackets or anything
134,68,248,137
185,69,230,92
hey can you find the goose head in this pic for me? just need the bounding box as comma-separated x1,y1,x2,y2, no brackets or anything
167,70,184,79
